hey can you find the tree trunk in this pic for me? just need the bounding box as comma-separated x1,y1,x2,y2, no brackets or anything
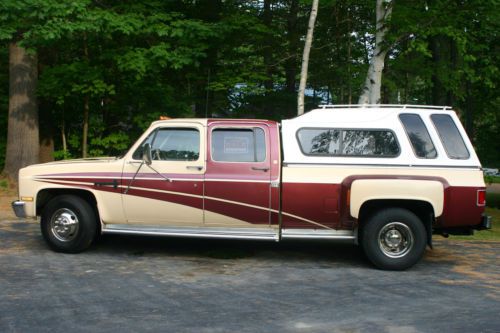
285,0,299,93
82,33,89,158
430,35,447,106
82,95,89,158
358,0,393,105
298,0,319,115
39,100,54,163
263,0,274,91
61,116,67,156
465,81,474,143
3,43,40,181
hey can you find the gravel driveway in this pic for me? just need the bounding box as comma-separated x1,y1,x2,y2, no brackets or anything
0,218,499,333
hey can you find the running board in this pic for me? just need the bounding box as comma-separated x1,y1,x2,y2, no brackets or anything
281,228,356,241
103,224,280,241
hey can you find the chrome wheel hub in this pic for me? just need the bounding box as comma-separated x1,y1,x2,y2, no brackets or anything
50,208,79,242
378,222,414,258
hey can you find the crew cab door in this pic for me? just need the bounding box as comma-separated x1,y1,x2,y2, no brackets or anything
204,122,272,227
122,122,205,226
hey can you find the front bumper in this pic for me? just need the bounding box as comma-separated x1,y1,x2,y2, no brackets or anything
11,201,27,218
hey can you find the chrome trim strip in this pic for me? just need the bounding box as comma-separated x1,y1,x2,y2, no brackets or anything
103,224,280,241
283,163,481,169
281,228,356,240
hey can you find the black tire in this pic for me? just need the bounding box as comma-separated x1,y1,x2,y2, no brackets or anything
41,195,97,253
361,208,427,270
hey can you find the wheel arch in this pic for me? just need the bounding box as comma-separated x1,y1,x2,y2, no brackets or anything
358,199,434,247
36,188,101,233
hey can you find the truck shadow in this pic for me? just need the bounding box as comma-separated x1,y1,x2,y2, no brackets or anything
93,234,369,267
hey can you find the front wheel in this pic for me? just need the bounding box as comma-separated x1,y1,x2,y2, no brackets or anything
361,208,427,270
41,195,97,253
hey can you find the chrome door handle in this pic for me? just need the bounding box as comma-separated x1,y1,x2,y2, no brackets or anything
186,166,203,171
252,167,269,172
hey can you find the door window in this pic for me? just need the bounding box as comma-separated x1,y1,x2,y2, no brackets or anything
211,128,266,162
133,128,200,161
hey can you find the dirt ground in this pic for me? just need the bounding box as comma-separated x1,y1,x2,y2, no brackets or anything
488,183,500,193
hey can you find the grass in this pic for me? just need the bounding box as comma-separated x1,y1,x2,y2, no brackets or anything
484,175,500,184
487,192,500,209
450,207,500,241
0,179,8,191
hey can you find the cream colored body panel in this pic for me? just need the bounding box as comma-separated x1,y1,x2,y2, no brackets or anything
18,158,126,222
350,179,444,218
283,165,484,187
124,195,203,225
122,120,206,226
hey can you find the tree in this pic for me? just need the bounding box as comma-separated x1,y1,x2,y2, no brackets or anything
0,0,46,181
0,0,498,171
359,0,394,104
298,0,319,115
3,43,39,181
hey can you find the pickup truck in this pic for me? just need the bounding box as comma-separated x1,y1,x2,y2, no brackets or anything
12,105,491,270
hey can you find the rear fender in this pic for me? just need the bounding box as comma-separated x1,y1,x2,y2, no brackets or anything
350,179,444,219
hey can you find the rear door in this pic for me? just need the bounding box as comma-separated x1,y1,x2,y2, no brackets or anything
204,122,272,228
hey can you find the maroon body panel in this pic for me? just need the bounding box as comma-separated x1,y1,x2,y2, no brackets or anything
439,186,485,227
281,183,341,228
204,120,277,225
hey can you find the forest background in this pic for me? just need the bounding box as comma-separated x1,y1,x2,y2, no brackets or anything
1,0,499,181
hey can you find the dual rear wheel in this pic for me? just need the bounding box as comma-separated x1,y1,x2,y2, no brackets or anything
361,208,427,270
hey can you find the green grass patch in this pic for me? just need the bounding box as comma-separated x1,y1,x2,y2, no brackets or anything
487,192,500,209
450,207,500,241
0,178,7,190
484,175,500,184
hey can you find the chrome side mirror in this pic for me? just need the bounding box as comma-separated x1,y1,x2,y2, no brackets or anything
143,143,152,166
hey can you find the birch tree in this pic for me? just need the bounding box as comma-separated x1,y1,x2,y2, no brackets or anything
298,0,319,115
358,0,393,105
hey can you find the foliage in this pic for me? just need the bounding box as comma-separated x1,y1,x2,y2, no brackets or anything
487,193,500,209
484,176,500,185
0,0,498,164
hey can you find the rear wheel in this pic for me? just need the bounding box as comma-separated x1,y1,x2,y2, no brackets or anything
362,208,426,270
41,195,97,253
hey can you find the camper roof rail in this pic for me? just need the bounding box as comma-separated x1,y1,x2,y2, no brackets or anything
318,104,452,111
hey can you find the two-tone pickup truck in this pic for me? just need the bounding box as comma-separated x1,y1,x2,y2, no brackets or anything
12,105,491,270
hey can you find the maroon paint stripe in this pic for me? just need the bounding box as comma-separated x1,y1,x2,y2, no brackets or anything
205,181,269,208
40,172,275,181
125,188,203,210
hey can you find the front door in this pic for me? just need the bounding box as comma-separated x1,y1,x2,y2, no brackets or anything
122,122,205,226
204,123,272,228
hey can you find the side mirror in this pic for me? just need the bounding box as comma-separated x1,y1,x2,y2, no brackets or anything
143,143,152,166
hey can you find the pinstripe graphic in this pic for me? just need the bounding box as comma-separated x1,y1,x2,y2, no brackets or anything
33,176,333,230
